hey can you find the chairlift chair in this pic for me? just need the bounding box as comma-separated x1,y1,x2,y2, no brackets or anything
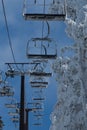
0,86,14,97
5,98,19,108
5,69,15,77
33,107,43,111
5,103,17,108
5,69,19,77
6,92,14,96
23,0,66,21
11,116,19,123
26,38,57,59
0,87,7,96
8,112,19,116
34,115,43,120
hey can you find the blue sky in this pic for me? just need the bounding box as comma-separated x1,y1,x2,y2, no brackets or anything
0,1,74,130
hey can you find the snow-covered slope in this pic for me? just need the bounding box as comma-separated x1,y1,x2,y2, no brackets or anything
50,0,87,130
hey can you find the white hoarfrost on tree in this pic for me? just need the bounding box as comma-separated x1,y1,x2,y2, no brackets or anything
50,0,87,130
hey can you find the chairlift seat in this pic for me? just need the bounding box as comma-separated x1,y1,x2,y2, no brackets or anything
5,104,17,108
23,13,65,21
30,72,52,77
27,54,57,59
6,92,14,97
33,123,42,126
31,85,47,88
34,107,43,111
8,112,19,116
33,98,45,101
30,81,48,85
0,92,6,96
0,91,14,97
11,117,19,123
0,86,14,96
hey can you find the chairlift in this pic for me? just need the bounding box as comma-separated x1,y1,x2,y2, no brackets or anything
5,103,17,108
11,116,19,123
5,69,19,77
30,74,47,81
5,98,19,108
33,107,43,111
5,69,15,77
0,86,14,97
26,38,57,59
8,112,19,116
23,0,66,21
6,92,14,96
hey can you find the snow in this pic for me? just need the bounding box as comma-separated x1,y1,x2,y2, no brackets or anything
50,0,87,130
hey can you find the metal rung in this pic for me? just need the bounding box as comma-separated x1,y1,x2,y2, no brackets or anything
23,13,65,21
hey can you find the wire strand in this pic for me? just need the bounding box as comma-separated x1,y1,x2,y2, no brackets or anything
1,0,21,72
1,0,16,63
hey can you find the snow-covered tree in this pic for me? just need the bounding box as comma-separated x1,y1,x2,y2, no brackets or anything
50,0,87,130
